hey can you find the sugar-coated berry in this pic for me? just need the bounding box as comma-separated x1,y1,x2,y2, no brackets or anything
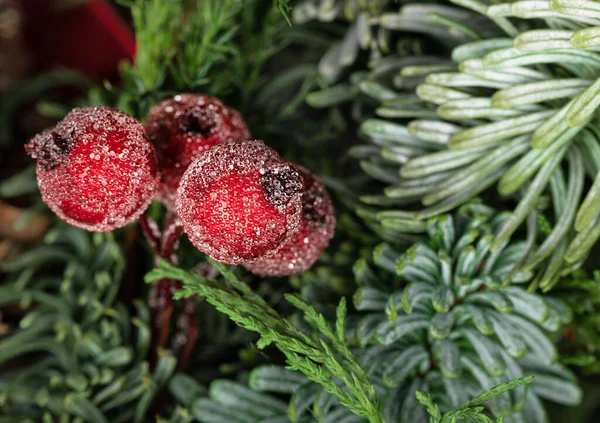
244,167,335,277
144,94,251,211
25,106,159,232
176,140,304,264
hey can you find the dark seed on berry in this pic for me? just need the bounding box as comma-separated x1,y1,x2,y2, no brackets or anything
145,94,251,211
245,166,336,277
26,129,75,170
179,107,216,137
261,168,303,207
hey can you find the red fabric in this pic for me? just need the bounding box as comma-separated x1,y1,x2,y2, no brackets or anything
17,0,135,81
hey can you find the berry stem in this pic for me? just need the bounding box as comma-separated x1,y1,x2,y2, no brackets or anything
160,212,183,259
139,214,161,253
156,279,176,348
140,212,197,372
174,297,199,372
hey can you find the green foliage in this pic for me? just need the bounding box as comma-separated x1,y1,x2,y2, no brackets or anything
551,270,600,374
181,364,533,423
293,0,396,86
4,0,599,422
0,226,180,422
108,0,289,119
146,259,384,423
417,376,534,423
146,203,583,423
0,70,92,147
275,0,293,24
349,203,581,422
178,367,316,423
299,0,600,286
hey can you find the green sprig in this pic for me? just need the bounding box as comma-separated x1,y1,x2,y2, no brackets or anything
145,259,384,423
418,376,534,423
299,0,600,287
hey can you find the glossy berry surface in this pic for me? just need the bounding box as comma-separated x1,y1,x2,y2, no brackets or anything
245,167,335,276
144,94,251,211
176,140,303,264
25,106,158,232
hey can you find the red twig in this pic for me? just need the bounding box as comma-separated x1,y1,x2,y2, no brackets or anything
139,214,161,254
174,297,199,371
141,212,198,372
160,216,183,260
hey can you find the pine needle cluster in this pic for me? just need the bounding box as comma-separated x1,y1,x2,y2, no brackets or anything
303,0,600,287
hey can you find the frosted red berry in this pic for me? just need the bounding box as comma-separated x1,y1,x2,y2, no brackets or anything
176,140,304,264
144,94,251,211
25,106,159,232
245,167,335,277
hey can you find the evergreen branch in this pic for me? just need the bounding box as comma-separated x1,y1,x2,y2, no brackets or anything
171,0,244,90
298,0,600,286
415,391,442,423
458,376,534,409
418,377,534,423
275,0,292,25
123,0,180,90
145,259,384,423
109,0,289,118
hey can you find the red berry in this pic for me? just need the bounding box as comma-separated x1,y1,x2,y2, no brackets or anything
176,140,304,264
144,94,251,211
25,106,159,232
244,167,335,277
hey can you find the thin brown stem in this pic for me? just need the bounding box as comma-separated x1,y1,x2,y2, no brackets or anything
139,214,161,254
160,217,183,259
140,211,197,372
174,297,199,371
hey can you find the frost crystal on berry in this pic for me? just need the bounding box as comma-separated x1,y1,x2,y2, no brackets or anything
25,106,159,232
245,167,335,276
144,94,251,211
176,140,303,264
